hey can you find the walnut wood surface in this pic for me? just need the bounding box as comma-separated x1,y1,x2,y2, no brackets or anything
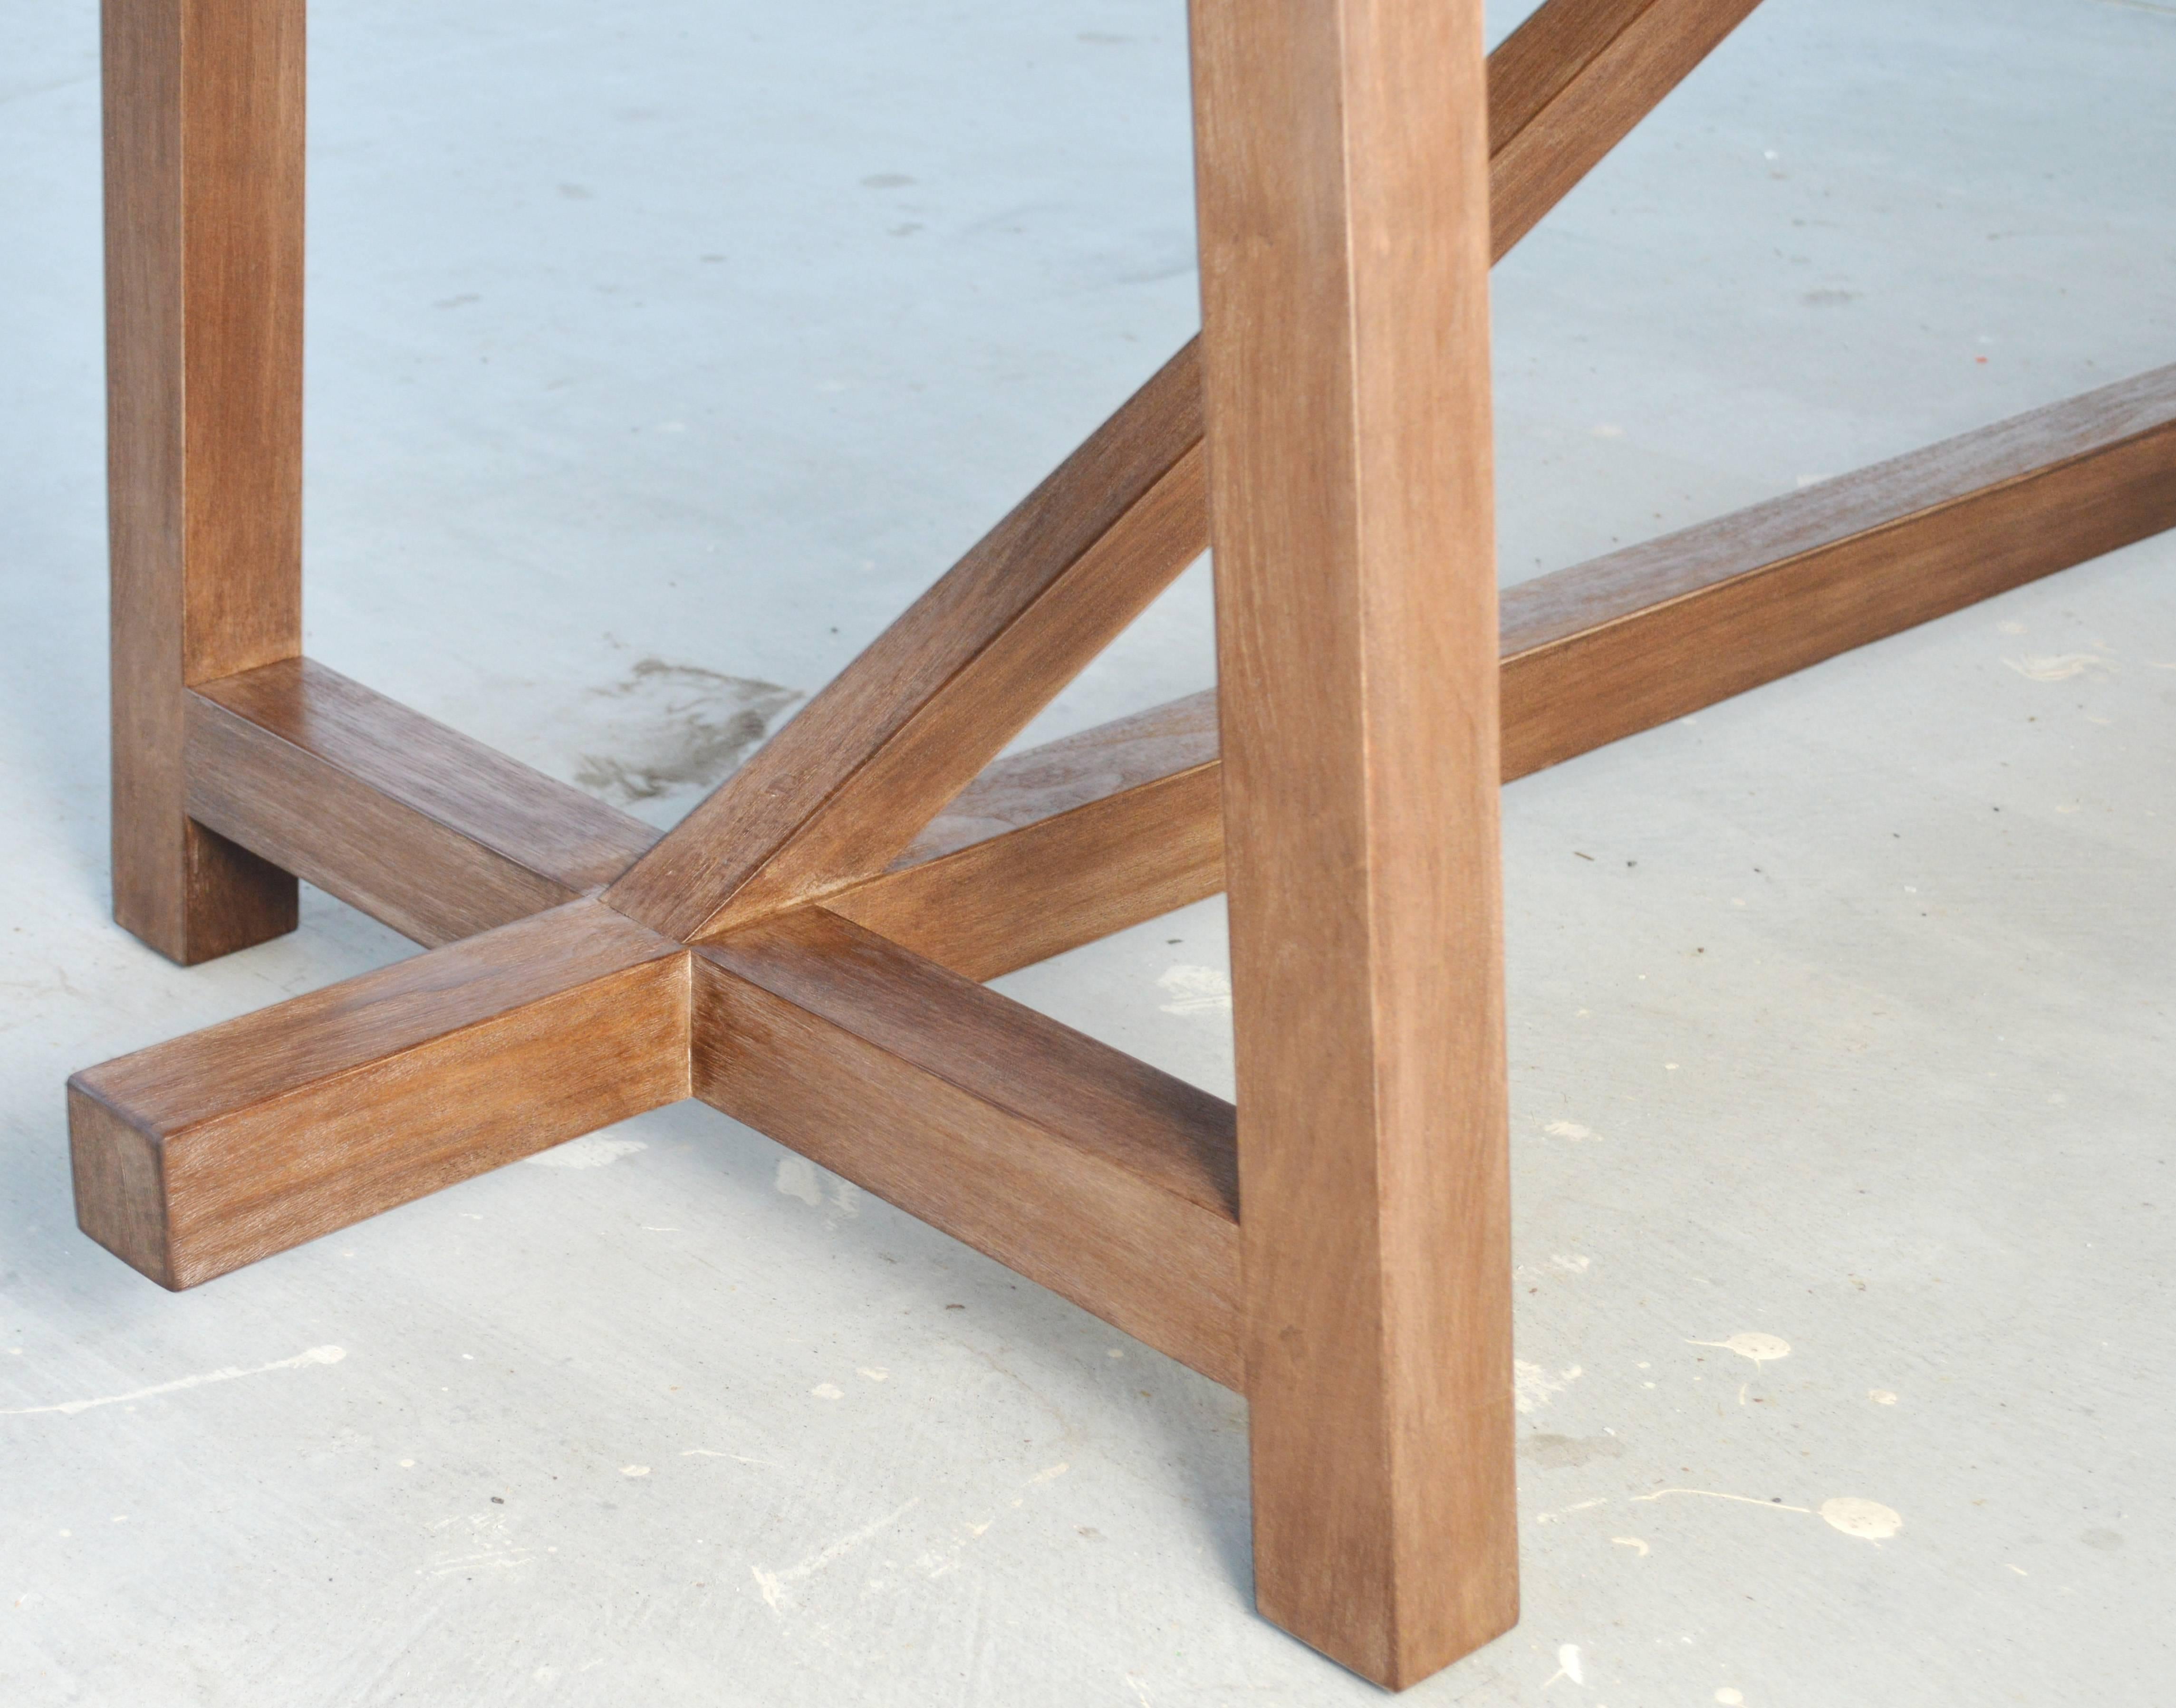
878,362,2176,987
170,360,2176,988
1487,0,1765,256
106,0,307,962
188,658,659,947
827,694,1222,979
603,0,1755,951
898,692,1222,863
77,0,2162,1684
692,909,1241,1385
1193,0,1517,1685
607,353,1206,943
69,901,689,1289
1497,360,2176,774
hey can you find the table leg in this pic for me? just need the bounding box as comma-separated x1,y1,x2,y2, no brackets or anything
105,0,305,962
1190,0,1518,1686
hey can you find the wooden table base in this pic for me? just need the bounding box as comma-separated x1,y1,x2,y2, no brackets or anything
70,0,2176,1689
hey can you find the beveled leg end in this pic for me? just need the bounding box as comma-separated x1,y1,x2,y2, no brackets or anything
1250,1376,1521,1689
1257,1594,1519,1696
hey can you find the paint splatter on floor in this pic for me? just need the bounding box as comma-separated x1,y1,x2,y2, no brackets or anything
1515,1361,1584,1413
750,1497,922,1612
1156,964,1232,1015
1627,1487,1903,1542
1544,1642,1585,1686
1687,1332,1791,1367
0,1345,346,1418
525,1135,647,1169
1819,1497,1902,1540
2004,652,2114,681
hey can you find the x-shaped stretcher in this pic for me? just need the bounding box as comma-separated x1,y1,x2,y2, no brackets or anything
70,0,2176,1685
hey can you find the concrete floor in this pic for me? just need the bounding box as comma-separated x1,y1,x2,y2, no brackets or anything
4,0,2173,1701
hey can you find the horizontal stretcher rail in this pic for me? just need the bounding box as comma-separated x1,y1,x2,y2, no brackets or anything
179,364,2176,981
835,360,2176,973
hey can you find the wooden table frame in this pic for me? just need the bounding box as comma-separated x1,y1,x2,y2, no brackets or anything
67,0,2176,1689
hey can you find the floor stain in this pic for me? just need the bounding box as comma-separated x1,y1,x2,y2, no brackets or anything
572,659,800,808
1522,1432,1626,1469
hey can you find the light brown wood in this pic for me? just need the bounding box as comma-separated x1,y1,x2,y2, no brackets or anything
188,657,660,947
204,342,2175,986
898,693,1223,864
606,352,1206,943
887,362,2176,985
69,900,688,1289
1192,0,1516,1687
75,0,2175,1684
826,694,1221,979
692,909,1241,1385
1487,0,1766,256
603,0,1759,952
190,341,2176,985
1496,360,2176,775
106,0,307,963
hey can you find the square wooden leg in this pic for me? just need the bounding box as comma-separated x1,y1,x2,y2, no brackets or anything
105,0,306,962
73,0,2176,1689
1191,0,1519,1686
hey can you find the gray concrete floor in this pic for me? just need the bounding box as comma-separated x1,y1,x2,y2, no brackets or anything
4,0,2173,1701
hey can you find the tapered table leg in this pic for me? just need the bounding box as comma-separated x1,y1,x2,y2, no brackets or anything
106,0,306,962
1190,0,1518,1687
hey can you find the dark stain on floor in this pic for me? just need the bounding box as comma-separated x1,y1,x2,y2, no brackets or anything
574,658,801,806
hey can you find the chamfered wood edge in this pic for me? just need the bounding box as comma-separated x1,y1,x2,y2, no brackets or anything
1191,0,1515,1677
689,909,1242,1386
899,690,1221,866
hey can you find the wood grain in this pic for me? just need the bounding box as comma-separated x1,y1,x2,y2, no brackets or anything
896,691,1222,864
692,909,1241,1386
607,353,1206,943
106,0,306,963
188,657,659,947
1192,0,1516,1685
605,0,1753,948
1486,0,1766,256
826,693,1221,979
1496,360,2176,775
69,900,689,1290
884,362,2176,983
